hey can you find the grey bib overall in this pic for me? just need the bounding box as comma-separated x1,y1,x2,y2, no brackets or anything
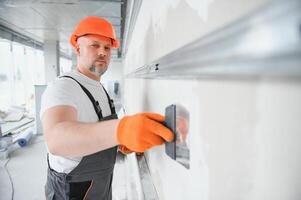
45,76,118,200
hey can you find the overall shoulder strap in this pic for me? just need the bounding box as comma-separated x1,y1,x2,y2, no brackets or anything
60,75,103,119
100,84,116,115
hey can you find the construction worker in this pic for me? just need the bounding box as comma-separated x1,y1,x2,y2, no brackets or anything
41,16,174,200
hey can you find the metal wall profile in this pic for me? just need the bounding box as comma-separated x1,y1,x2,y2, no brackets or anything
127,0,301,80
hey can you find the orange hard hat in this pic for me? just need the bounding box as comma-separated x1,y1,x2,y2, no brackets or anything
70,16,119,48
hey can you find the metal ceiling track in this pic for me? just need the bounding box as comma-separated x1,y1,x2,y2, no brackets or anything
118,0,127,58
1,0,123,7
122,0,142,57
127,0,301,80
0,24,43,50
0,24,72,59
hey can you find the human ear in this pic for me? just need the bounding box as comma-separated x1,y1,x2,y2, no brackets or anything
75,44,80,55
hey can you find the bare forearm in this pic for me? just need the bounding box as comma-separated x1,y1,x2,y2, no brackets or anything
46,119,120,157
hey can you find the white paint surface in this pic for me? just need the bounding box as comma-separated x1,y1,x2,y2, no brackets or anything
102,60,123,84
123,0,301,199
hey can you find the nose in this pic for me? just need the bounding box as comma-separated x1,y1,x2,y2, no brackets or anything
97,47,107,57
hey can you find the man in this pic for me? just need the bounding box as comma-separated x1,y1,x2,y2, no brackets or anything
41,16,174,200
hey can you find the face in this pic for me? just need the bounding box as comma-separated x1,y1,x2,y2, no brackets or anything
76,34,112,78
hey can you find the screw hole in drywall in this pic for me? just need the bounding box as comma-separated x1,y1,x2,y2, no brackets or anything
155,63,159,71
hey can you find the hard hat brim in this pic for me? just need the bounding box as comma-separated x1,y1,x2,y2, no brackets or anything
70,33,119,49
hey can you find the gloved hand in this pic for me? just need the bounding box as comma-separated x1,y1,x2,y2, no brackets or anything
117,112,174,152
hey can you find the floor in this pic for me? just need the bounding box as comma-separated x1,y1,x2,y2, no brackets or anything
0,135,127,200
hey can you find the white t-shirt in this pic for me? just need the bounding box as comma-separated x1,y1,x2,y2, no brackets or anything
40,70,112,173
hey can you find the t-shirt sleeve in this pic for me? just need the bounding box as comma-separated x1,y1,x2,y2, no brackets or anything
40,78,80,120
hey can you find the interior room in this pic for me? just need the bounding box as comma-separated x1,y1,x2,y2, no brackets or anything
0,0,300,199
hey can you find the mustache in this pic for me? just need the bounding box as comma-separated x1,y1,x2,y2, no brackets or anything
95,57,106,62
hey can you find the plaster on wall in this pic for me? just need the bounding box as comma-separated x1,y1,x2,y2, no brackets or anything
122,0,301,199
124,0,270,74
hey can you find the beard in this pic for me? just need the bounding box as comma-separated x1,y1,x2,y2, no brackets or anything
89,63,108,76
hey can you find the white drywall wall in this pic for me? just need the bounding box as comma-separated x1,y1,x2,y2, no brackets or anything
101,60,123,84
123,0,301,199
124,0,270,73
101,60,123,100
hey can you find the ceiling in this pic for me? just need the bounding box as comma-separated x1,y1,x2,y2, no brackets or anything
0,0,128,59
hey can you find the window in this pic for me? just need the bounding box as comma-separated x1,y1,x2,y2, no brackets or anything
0,39,12,109
0,39,44,111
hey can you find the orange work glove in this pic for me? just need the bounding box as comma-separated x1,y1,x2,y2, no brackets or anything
117,112,174,152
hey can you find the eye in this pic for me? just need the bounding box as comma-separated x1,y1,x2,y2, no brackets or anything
105,46,111,51
91,44,100,48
